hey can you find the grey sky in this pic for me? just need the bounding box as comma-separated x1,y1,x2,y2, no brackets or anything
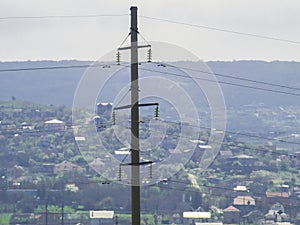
1,0,300,61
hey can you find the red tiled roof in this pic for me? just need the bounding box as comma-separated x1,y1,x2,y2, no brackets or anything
233,195,255,205
223,205,240,212
266,192,289,198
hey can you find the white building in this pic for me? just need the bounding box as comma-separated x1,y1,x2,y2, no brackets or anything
90,210,114,225
44,119,65,131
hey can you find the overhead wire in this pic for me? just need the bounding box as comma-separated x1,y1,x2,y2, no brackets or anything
139,15,300,45
1,11,300,212
0,58,300,96
0,14,129,20
0,13,298,45
1,60,300,98
0,112,297,147
0,122,295,164
1,124,299,205
4,173,300,208
0,62,118,73
155,184,300,208
0,48,299,180
170,64,300,92
138,65,300,97
3,184,299,211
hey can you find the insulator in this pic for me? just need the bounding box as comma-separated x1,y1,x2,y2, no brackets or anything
112,111,116,125
116,51,121,65
149,164,153,179
118,165,122,181
154,106,159,120
147,48,152,62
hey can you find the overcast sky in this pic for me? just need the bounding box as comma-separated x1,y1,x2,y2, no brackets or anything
1,0,300,61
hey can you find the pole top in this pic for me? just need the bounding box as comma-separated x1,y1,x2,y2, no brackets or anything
130,6,138,10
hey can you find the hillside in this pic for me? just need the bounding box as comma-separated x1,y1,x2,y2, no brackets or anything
0,60,300,107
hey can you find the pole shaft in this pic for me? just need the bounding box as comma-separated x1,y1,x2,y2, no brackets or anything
130,6,140,225
62,200,64,225
45,200,48,225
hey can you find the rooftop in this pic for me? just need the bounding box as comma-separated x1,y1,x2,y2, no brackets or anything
223,205,240,212
266,192,290,198
45,119,64,124
183,212,211,219
233,196,255,205
234,185,248,192
89,210,114,219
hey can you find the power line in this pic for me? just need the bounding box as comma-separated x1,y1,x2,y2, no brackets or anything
0,124,295,169
1,64,300,148
139,15,300,45
2,111,300,153
72,177,300,208
171,64,300,92
0,12,299,47
132,122,297,157
1,61,300,98
1,59,300,95
1,108,300,149
138,65,300,97
72,121,300,156
0,14,129,20
91,118,296,157
1,13,298,46
4,175,299,208
0,62,119,73
1,122,298,161
96,177,300,209
156,184,299,208
153,119,300,146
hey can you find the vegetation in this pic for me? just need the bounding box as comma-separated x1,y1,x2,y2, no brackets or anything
1,99,300,224
0,213,12,225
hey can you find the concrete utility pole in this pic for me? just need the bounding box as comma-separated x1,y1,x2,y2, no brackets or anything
130,6,141,225
115,7,155,225
45,200,48,225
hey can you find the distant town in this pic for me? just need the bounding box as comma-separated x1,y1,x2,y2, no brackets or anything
0,98,300,225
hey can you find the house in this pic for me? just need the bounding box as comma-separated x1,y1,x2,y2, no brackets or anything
233,195,255,206
7,165,25,179
89,158,105,173
20,122,34,130
96,102,113,115
289,151,300,167
74,136,86,142
40,163,56,175
264,203,290,223
292,186,300,198
233,185,248,192
242,210,263,225
114,147,131,163
233,196,255,215
183,212,211,224
229,154,257,166
90,210,114,225
44,119,65,132
94,115,106,131
219,150,233,159
196,223,223,225
265,192,290,206
54,160,85,174
223,206,240,224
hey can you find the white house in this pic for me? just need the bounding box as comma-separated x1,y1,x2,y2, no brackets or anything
90,210,114,225
44,119,65,131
